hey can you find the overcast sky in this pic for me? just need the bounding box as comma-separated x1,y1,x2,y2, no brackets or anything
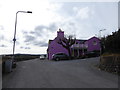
0,0,119,55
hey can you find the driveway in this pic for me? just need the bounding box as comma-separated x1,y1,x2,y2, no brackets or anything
2,57,118,88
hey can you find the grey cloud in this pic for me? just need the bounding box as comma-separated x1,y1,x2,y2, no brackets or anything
35,23,57,32
49,23,58,32
0,25,4,30
24,35,36,42
32,41,48,47
20,46,24,49
23,33,48,47
0,44,7,47
34,23,57,36
68,22,75,26
0,35,4,41
22,23,57,38
22,23,58,47
30,31,35,34
20,46,31,49
22,31,28,34
25,47,31,49
26,43,30,45
35,25,47,31
40,43,48,47
22,30,36,43
33,41,42,46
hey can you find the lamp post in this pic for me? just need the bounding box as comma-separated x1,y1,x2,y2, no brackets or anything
99,29,106,64
99,29,106,39
12,11,32,68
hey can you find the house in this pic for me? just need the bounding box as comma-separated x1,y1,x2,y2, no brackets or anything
85,37,101,52
71,37,101,58
71,39,87,58
47,29,101,60
47,29,69,60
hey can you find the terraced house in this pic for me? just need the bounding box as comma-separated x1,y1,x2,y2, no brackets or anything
47,29,101,60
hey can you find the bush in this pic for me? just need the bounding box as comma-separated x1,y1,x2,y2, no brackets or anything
101,29,120,53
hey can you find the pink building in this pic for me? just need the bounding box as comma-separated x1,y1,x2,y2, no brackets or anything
71,37,101,58
47,29,101,60
47,29,69,60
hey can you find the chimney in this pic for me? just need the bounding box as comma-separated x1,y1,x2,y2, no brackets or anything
57,28,64,38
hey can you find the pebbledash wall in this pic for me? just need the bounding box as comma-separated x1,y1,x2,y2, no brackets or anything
47,29,101,60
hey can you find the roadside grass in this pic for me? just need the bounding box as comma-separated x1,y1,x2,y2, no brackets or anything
14,55,39,62
2,54,40,62
101,53,120,57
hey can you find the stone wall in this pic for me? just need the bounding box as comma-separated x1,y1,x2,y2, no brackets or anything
99,54,120,74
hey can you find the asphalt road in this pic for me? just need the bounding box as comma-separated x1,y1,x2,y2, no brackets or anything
2,57,118,88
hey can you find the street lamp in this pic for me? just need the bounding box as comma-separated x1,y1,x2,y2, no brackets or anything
12,11,32,68
99,29,106,39
99,29,106,64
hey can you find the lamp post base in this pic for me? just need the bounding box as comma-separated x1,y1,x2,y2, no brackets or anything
12,61,17,68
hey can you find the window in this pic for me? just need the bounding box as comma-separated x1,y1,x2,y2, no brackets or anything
93,41,97,45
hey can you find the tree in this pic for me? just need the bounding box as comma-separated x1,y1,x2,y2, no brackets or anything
101,28,120,53
57,35,76,59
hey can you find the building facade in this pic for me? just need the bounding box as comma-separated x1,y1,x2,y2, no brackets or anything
47,29,69,60
71,37,101,58
47,29,101,60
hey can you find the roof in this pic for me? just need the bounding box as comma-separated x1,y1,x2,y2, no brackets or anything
87,36,100,41
76,39,87,44
48,40,53,44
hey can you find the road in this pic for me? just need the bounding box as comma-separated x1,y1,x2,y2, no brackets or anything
2,57,118,88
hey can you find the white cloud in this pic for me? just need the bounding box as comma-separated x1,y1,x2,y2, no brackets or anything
73,7,78,11
73,7,91,19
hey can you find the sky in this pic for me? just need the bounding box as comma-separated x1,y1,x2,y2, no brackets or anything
0,0,119,55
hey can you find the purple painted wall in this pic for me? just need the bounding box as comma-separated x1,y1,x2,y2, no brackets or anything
57,30,64,39
48,30,68,60
85,37,101,52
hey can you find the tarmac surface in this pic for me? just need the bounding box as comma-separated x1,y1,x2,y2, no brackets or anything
2,57,118,88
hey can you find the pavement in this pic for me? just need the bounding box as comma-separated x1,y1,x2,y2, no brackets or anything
2,57,118,88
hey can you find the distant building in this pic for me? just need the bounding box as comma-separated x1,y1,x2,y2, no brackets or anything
47,29,101,60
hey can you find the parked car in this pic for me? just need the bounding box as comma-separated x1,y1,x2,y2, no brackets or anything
40,55,46,60
85,51,99,58
52,53,69,61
